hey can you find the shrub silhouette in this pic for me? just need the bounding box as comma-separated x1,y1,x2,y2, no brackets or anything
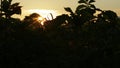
64,0,98,27
22,13,43,31
0,0,22,19
0,0,120,68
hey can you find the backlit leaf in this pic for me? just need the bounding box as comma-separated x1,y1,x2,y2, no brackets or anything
78,0,86,3
64,7,72,13
90,4,96,9
89,0,95,3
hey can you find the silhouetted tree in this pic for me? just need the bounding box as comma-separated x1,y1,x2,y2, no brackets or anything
64,0,100,27
0,0,120,68
97,10,118,25
44,14,70,30
22,13,43,31
0,0,22,19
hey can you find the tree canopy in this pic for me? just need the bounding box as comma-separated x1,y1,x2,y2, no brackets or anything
0,0,120,68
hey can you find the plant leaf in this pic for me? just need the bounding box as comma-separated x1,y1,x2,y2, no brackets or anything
8,0,12,4
78,0,86,3
89,0,95,3
96,8,102,11
13,6,22,15
64,7,72,13
77,5,86,10
75,5,86,14
90,4,96,9
11,3,20,8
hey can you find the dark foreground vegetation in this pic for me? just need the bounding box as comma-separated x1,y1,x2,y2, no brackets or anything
0,0,120,68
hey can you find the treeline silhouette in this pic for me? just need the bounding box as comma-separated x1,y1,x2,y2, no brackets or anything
0,0,120,68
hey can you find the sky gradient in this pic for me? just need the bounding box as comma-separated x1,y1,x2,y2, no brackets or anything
13,0,120,19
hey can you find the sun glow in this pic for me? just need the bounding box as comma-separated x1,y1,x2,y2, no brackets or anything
28,9,59,20
37,17,46,25
27,9,61,25
38,17,43,21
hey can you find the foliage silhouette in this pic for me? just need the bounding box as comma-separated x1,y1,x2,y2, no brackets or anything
22,13,43,31
0,0,120,68
64,0,98,27
0,0,22,19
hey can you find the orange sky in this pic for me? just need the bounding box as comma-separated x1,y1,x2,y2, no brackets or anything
12,0,120,19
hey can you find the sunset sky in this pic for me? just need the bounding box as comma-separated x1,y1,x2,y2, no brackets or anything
12,0,120,19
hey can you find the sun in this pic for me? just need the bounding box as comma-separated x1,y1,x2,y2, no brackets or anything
27,9,62,25
28,9,59,20
37,17,46,25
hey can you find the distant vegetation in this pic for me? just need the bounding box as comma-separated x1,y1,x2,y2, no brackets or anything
0,0,120,68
